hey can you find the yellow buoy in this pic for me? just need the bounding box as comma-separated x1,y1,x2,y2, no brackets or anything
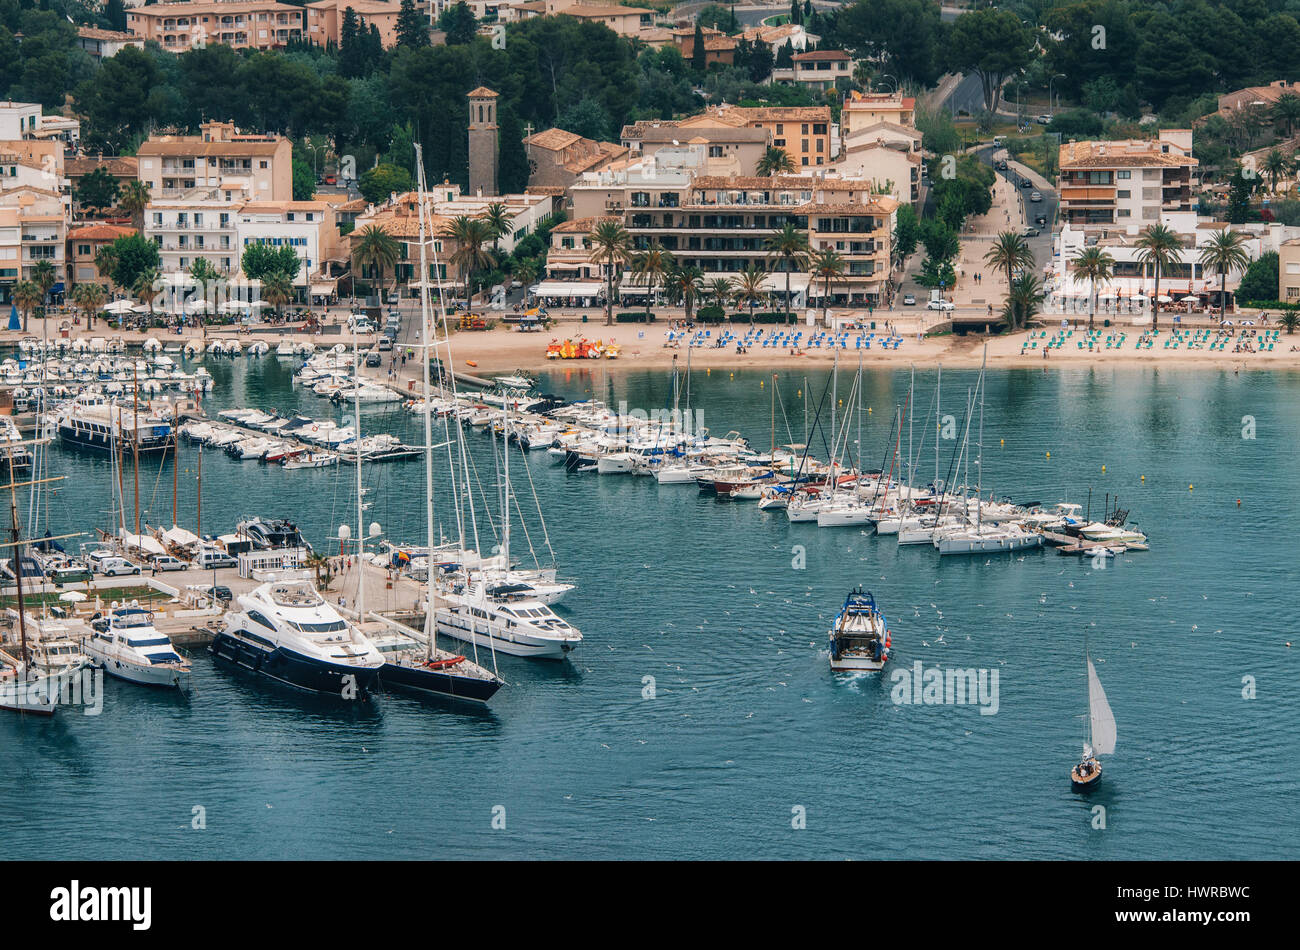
797,390,802,397
707,368,711,375
1046,451,1051,459
1140,475,1145,482
1000,438,1004,446
1101,465,1106,473
868,407,872,414
1189,484,1194,491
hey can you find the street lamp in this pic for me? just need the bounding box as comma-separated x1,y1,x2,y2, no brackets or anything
1048,74,1066,117
878,73,898,94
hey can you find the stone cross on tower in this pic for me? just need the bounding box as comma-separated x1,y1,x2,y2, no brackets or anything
467,86,499,197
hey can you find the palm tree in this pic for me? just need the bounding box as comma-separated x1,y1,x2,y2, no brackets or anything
132,266,161,321
95,243,120,293
983,231,1035,313
440,215,494,312
305,551,331,591
1280,310,1299,334
513,258,539,291
188,257,221,337
1198,229,1250,323
705,276,733,319
1273,93,1300,138
30,260,55,331
71,282,107,330
630,243,673,322
261,270,295,318
119,180,150,232
1002,273,1046,331
1263,148,1290,194
352,223,400,306
588,219,631,326
765,223,810,324
1072,246,1114,332
756,146,796,177
665,263,704,322
730,264,767,326
480,202,516,252
810,248,844,325
12,281,41,333
1134,223,1181,331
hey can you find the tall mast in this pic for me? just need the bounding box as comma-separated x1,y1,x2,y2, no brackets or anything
935,365,941,488
196,443,202,538
7,462,29,679
171,405,179,527
975,347,986,532
354,324,365,621
769,373,776,457
501,395,510,567
415,143,438,661
132,364,140,536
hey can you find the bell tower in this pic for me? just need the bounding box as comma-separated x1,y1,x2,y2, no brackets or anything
467,86,499,197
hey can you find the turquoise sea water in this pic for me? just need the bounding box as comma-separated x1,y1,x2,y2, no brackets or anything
2,356,1297,859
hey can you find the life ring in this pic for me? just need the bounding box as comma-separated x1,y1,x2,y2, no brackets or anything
311,424,318,432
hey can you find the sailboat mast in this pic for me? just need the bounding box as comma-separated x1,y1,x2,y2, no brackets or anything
415,143,438,661
132,364,140,536
196,443,202,539
501,398,510,566
8,468,29,678
935,365,941,487
354,324,365,621
172,405,178,527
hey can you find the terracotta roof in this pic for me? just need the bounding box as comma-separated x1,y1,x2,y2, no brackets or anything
68,223,136,241
238,200,334,212
524,128,584,152
707,104,831,123
524,185,567,196
793,49,850,62
137,137,284,157
76,27,141,41
65,156,139,178
555,3,654,17
1059,140,1198,169
129,1,304,16
467,87,499,98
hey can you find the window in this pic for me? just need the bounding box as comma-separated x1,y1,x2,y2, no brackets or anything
77,244,90,256
1117,170,1131,180
708,145,723,158
1117,190,1130,199
259,161,268,169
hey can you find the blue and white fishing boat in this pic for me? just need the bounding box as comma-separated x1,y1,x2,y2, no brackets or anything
828,587,890,672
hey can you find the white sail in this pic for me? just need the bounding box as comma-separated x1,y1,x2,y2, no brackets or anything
1087,659,1117,756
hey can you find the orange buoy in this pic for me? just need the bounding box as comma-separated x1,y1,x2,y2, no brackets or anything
466,360,478,367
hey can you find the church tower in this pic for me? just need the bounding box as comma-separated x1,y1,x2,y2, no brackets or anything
467,86,499,197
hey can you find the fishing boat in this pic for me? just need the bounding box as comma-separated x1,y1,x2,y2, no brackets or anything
828,587,891,672
1071,654,1117,790
282,451,338,470
85,601,191,688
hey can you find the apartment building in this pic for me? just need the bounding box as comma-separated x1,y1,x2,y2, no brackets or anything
571,155,895,308
0,102,80,147
702,104,832,168
1057,131,1197,229
0,186,68,303
235,201,341,290
304,0,402,48
535,216,614,304
145,193,242,277
136,121,293,202
669,26,737,67
833,121,923,206
543,0,657,38
67,223,137,287
126,1,304,52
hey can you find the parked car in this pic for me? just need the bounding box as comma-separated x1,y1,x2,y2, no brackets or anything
1022,226,1040,238
902,293,916,306
1020,178,1032,189
1036,114,1052,125
364,350,382,367
1030,191,1043,202
205,585,233,604
927,299,956,312
324,174,337,185
377,336,394,352
149,554,188,573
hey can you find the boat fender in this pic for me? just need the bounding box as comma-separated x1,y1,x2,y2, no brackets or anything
885,633,891,648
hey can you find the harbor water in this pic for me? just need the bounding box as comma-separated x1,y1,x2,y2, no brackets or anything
3,355,1297,859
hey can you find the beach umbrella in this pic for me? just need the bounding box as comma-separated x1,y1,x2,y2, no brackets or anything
1157,295,1173,303
58,591,87,603
7,303,19,331
1180,295,1198,302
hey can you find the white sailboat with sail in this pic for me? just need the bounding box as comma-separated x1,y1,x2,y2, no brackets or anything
1071,653,1117,790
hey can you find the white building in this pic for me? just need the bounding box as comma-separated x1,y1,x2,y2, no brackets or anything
235,200,340,288
0,102,79,148
145,192,243,278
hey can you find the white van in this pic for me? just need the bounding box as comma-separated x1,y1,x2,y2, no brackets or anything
197,547,238,570
88,552,141,577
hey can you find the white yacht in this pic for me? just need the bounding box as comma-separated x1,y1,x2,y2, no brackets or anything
85,602,191,688
209,577,385,694
435,577,583,659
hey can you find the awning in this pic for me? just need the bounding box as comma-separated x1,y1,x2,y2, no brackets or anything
535,281,604,297
546,262,587,271
761,273,810,294
310,282,336,296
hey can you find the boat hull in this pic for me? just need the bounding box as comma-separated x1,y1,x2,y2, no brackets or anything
88,653,189,688
58,425,171,454
208,630,380,695
378,659,501,703
829,654,887,672
435,612,577,659
1071,762,1103,790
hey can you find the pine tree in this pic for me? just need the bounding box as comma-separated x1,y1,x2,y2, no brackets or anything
396,0,430,49
498,103,531,194
339,7,363,78
776,38,794,69
105,0,128,32
790,0,801,26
